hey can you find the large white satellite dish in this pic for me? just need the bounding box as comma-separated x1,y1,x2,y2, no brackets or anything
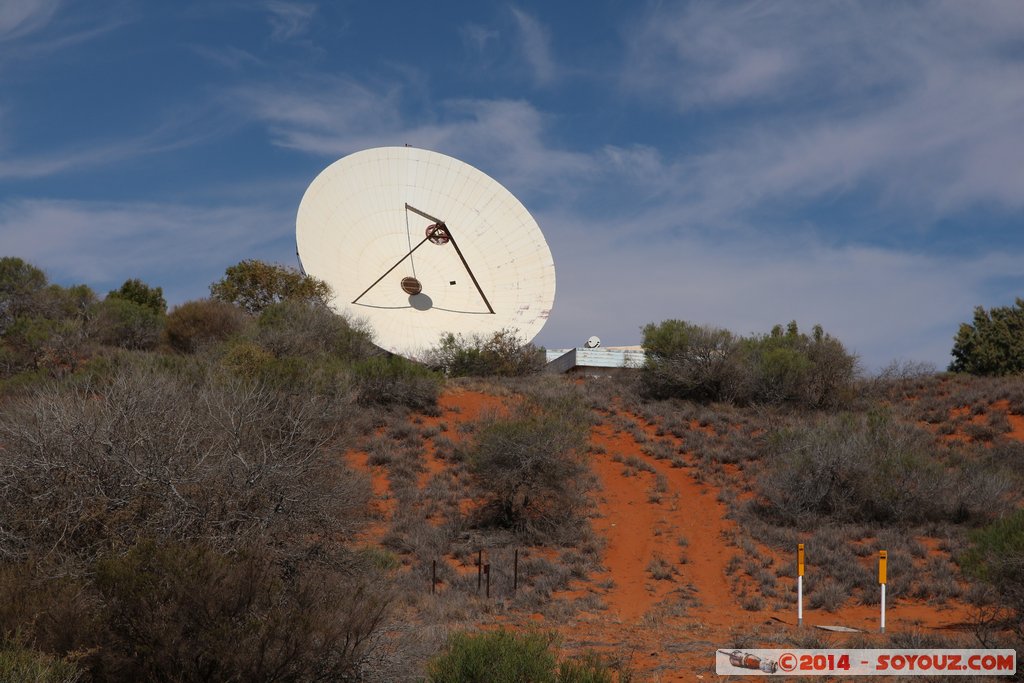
296,147,556,359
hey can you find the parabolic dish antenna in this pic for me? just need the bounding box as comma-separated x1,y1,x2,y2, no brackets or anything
296,147,556,359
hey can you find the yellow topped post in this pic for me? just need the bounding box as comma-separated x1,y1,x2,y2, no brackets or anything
797,543,805,627
879,550,887,633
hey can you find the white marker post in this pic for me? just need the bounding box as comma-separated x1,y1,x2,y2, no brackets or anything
879,550,887,634
797,543,805,628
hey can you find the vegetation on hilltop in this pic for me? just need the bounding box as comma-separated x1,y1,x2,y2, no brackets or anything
640,319,857,408
950,298,1024,375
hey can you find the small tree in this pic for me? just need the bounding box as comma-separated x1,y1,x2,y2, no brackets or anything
94,297,164,350
950,298,1024,375
107,278,166,315
743,322,857,409
210,260,332,314
0,257,48,334
640,319,744,402
1,279,96,375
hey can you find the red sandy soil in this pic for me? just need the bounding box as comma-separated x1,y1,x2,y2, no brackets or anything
936,400,1024,444
547,409,981,680
419,388,508,483
994,400,1024,440
345,448,393,543
355,388,1016,680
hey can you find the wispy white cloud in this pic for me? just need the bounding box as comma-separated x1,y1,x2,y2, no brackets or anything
188,43,262,70
228,77,596,193
619,1,1024,221
0,106,233,180
0,198,294,304
0,0,60,42
264,1,316,42
459,23,498,55
509,7,557,86
0,1,127,71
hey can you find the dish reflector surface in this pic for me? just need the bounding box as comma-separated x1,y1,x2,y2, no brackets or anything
296,147,555,358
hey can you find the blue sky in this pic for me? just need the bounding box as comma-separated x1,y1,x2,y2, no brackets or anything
2,1,1023,371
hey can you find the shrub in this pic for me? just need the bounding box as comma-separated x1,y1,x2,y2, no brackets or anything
106,278,166,315
640,319,745,402
2,315,88,374
0,275,96,375
640,319,857,408
759,412,1004,525
950,298,1024,375
742,322,857,409
558,651,629,683
466,385,590,541
960,509,1024,636
0,351,392,681
0,256,48,335
257,299,375,360
428,328,543,377
352,355,442,410
428,630,629,683
89,540,388,681
210,259,332,314
428,629,559,683
0,358,368,566
0,636,82,683
93,296,163,350
163,298,247,353
221,339,276,378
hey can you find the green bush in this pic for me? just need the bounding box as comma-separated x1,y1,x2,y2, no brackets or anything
950,298,1024,375
352,355,441,410
467,383,590,541
89,540,388,682
0,270,96,376
558,652,628,683
221,339,276,377
210,259,332,314
163,298,248,353
961,509,1024,635
0,636,81,683
257,299,375,361
429,329,543,377
428,629,628,683
106,278,166,315
2,316,87,373
742,322,857,409
759,412,1004,525
640,319,744,402
428,629,559,683
0,257,48,335
640,319,857,408
93,297,164,350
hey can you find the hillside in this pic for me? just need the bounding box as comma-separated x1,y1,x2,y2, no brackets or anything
1,257,1022,680
341,373,1024,680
